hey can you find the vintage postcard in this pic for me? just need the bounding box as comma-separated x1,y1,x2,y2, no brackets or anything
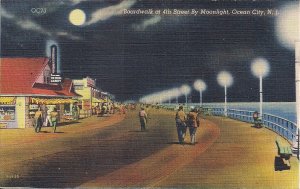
0,0,299,188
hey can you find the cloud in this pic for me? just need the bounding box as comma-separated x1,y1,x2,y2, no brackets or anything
17,19,52,36
56,31,81,40
84,0,136,26
0,6,15,19
132,15,161,31
70,0,89,5
0,5,81,40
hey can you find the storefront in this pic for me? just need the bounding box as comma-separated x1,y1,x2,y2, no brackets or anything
0,96,77,128
29,97,77,123
1,48,80,128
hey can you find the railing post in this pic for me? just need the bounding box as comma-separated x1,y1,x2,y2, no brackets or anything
297,129,300,160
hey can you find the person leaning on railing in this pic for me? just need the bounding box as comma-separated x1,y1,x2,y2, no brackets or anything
253,111,262,128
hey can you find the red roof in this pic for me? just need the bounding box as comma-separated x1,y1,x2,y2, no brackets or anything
0,57,78,97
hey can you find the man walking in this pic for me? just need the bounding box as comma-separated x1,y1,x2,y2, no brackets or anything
72,103,79,120
175,106,187,144
139,107,148,131
34,107,43,133
186,107,200,145
50,108,59,133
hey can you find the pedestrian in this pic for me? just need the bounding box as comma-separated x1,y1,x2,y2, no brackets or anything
50,108,59,133
41,103,48,126
175,106,187,144
46,107,52,127
102,103,108,116
186,107,200,145
34,107,43,133
121,104,126,115
139,107,148,131
96,105,101,117
72,103,79,120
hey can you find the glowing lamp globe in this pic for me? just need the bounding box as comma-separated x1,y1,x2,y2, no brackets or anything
194,79,207,92
275,2,299,51
251,58,270,78
217,71,233,87
180,85,191,95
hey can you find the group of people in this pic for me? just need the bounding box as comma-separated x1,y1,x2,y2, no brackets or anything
34,105,58,133
137,105,201,145
93,103,115,116
175,106,201,145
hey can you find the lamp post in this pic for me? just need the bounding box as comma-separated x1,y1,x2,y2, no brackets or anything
217,71,233,117
275,1,299,159
180,84,191,110
193,79,207,107
251,58,270,120
296,39,300,160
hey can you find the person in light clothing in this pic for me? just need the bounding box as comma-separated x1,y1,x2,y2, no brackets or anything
139,107,148,131
175,106,187,144
186,107,200,145
50,108,59,133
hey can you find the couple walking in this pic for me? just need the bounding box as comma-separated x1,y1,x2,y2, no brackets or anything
34,107,59,133
175,106,200,145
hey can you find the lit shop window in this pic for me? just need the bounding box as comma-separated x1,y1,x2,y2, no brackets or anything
0,106,15,121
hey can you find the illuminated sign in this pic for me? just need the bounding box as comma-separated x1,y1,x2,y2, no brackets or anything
87,77,95,87
50,74,62,83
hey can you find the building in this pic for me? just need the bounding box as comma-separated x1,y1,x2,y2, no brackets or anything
73,77,106,117
0,46,79,128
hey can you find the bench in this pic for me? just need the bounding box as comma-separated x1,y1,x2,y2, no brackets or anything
275,139,292,169
253,117,263,128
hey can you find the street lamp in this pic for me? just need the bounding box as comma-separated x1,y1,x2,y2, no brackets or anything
251,58,270,120
275,1,300,159
193,79,207,107
217,71,233,116
180,84,191,109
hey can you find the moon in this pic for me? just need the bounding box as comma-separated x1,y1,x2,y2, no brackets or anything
69,9,86,26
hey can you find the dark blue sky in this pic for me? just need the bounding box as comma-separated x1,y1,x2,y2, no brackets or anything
0,0,297,102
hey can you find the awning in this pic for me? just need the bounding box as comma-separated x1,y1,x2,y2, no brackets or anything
31,98,78,105
92,97,103,103
104,98,112,103
0,97,16,105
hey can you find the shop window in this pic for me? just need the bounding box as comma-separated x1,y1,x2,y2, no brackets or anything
0,106,16,121
64,103,71,112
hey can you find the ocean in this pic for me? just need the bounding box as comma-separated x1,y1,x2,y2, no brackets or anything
203,102,296,123
167,102,297,123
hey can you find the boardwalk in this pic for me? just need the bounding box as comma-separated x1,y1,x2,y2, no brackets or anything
0,108,298,188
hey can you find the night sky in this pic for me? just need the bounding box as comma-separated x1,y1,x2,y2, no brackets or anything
0,0,298,102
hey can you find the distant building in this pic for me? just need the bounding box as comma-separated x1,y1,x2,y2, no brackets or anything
73,77,107,117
